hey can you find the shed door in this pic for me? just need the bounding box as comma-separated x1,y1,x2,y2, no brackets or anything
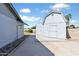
47,24,57,37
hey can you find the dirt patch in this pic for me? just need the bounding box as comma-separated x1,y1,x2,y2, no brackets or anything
37,28,79,56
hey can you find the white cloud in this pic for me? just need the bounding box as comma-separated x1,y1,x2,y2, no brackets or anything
41,9,50,13
20,15,41,22
51,3,70,11
20,8,31,13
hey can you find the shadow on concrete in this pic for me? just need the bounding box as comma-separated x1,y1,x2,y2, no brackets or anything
9,35,55,56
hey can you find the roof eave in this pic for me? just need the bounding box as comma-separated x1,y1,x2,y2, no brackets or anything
4,3,28,25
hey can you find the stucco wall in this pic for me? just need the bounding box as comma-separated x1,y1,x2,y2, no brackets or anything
17,22,24,39
0,13,17,48
0,4,24,48
36,13,66,40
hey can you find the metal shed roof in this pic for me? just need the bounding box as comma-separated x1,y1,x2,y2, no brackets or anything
42,11,67,25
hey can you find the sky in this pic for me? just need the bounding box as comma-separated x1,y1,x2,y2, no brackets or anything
13,3,79,28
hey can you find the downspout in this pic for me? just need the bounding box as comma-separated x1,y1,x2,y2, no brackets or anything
16,21,18,40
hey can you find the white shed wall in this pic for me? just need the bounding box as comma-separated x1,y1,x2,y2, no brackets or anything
45,14,65,23
36,13,66,40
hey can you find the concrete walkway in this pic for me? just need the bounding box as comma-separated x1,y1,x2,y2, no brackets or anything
8,35,54,56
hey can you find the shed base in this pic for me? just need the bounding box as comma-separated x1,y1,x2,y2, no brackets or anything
36,35,67,42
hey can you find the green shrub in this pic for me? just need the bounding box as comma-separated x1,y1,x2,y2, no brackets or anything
28,29,33,33
31,26,36,29
69,24,75,29
24,30,28,32
25,28,33,33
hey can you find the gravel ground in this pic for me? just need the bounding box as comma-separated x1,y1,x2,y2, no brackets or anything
37,29,79,56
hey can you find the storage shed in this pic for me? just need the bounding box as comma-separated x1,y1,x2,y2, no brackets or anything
36,11,70,40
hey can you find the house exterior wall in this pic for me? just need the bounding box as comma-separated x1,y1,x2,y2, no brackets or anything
0,13,17,48
0,4,16,19
17,22,24,39
36,13,66,40
0,4,24,48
